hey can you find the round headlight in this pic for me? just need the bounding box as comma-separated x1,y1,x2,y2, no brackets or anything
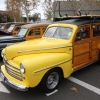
1,51,6,58
1,51,3,58
20,63,25,73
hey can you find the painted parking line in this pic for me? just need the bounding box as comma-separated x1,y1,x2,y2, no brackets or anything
0,77,2,81
68,76,100,95
0,77,10,93
45,89,58,96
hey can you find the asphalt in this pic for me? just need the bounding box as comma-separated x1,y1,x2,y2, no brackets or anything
71,62,100,89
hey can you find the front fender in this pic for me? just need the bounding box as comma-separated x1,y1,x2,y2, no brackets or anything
13,53,73,87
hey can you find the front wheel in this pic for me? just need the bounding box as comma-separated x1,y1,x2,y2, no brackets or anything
39,68,61,93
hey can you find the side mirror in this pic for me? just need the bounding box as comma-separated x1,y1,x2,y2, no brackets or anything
75,36,81,41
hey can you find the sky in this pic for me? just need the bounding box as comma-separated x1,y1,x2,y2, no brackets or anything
0,0,45,19
0,0,6,11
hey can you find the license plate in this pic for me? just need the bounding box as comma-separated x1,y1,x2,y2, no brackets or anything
0,72,4,81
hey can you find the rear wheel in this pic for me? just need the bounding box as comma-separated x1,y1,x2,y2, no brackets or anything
39,68,61,93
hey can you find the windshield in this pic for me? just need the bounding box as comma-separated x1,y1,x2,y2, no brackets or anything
1,26,5,29
44,26,73,40
7,25,15,32
17,28,28,37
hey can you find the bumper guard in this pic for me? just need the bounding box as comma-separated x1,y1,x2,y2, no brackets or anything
0,70,28,91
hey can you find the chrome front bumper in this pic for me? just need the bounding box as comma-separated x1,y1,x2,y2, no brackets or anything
0,70,28,91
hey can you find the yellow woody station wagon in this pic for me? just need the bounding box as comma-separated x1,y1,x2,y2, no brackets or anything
1,15,100,93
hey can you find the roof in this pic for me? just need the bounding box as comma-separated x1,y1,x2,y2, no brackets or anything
54,19,100,26
21,22,51,28
11,23,28,26
54,15,100,26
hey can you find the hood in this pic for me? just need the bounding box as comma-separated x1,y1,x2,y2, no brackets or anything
0,36,22,42
5,37,71,60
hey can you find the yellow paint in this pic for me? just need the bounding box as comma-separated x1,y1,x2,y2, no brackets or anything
1,23,77,88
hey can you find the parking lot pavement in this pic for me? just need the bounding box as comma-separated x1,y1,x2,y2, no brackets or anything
0,61,100,100
71,62,100,89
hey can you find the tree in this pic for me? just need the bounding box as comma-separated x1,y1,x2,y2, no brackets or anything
5,0,40,22
0,13,13,23
42,0,53,20
44,10,52,20
31,13,41,22
16,0,40,22
5,0,23,22
42,0,59,20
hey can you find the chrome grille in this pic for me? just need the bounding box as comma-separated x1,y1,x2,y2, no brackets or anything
3,59,23,81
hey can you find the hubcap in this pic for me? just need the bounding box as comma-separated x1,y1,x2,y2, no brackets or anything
46,72,59,89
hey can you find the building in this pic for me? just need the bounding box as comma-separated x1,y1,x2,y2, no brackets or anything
53,0,100,18
0,10,7,15
0,10,8,23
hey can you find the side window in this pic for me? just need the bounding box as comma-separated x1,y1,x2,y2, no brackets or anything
76,27,90,41
93,25,100,37
34,28,40,35
42,27,47,33
28,28,41,36
28,29,35,36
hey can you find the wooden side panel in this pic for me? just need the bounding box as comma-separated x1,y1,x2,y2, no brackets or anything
92,37,100,49
91,37,100,61
91,49,99,61
73,42,90,70
74,42,90,56
73,24,100,70
73,25,91,70
90,24,100,61
74,53,89,66
73,59,89,70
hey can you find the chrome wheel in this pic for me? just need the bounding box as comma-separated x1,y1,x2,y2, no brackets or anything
46,72,59,89
39,68,61,93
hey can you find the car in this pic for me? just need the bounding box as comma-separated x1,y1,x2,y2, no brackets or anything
4,23,28,35
1,15,100,93
0,23,7,31
0,23,16,35
0,22,28,36
0,22,50,51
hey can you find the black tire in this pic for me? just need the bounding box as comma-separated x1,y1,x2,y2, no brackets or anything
39,68,61,93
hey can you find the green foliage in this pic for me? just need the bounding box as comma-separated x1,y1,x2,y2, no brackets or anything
44,10,53,20
31,13,41,22
0,14,13,23
7,15,14,22
22,17,27,22
42,0,53,20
